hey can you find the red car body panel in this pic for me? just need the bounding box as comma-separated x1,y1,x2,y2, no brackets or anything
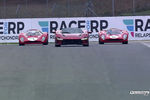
98,28,128,43
55,28,89,46
56,33,88,39
19,29,48,45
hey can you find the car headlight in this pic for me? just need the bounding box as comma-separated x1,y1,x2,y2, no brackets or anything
20,37,24,42
123,34,127,40
56,37,63,40
101,35,105,40
42,36,46,42
81,37,88,40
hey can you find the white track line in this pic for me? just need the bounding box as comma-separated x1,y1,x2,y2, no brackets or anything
141,42,150,48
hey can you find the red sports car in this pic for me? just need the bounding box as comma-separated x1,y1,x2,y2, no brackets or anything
98,28,128,44
55,28,90,47
19,29,48,46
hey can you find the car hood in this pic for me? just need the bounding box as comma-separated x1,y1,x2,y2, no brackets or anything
107,34,121,36
26,35,40,38
62,33,82,37
107,34,123,37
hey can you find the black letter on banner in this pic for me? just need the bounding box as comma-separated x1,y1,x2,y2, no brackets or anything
78,20,85,28
69,21,77,28
8,22,16,34
135,19,143,31
145,19,150,31
50,21,58,33
91,20,98,32
60,21,67,30
17,22,24,34
100,20,108,30
0,22,3,34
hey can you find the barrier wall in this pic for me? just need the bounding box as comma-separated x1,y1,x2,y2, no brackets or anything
0,16,150,43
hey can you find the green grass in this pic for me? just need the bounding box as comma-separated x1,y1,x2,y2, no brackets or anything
0,43,18,45
0,42,54,45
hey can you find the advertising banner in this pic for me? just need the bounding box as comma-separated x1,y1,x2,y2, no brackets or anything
0,16,150,43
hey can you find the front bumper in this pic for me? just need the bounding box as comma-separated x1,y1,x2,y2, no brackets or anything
56,39,88,45
23,41,43,44
62,39,82,44
104,39,125,42
19,39,47,45
100,37,128,43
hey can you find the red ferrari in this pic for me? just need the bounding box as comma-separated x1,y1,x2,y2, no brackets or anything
98,28,128,44
19,29,48,46
55,28,90,47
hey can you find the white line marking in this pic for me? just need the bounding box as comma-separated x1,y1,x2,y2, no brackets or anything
142,42,150,48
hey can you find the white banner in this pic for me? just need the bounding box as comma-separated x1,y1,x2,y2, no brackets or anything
0,16,150,43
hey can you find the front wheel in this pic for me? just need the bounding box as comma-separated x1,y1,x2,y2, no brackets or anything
19,42,24,46
99,39,104,44
55,44,61,47
122,41,128,44
83,40,89,46
55,39,61,47
19,44,24,46
83,44,89,46
43,40,48,45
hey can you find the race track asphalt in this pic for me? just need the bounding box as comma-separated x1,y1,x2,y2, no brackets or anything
0,41,150,100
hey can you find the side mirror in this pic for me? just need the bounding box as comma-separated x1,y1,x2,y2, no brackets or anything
88,31,92,34
52,30,55,34
54,30,62,34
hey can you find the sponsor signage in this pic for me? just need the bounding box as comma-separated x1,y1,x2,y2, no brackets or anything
0,16,150,43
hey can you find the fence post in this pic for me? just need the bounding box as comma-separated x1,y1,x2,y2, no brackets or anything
112,0,115,16
132,0,135,15
66,0,70,17
3,0,6,18
46,0,49,17
16,4,20,18
26,0,28,17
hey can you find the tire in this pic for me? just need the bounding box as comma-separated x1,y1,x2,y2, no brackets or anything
83,44,89,46
55,44,61,47
55,42,61,47
99,39,104,44
55,39,61,47
19,43,24,46
43,40,48,45
83,40,89,46
122,41,128,44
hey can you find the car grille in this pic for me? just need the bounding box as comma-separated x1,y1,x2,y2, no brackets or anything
106,39,123,42
62,39,82,44
25,41,42,44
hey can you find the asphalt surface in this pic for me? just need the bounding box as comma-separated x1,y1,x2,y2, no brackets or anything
0,41,150,100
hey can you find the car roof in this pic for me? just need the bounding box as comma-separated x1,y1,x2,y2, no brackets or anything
62,27,81,30
28,29,40,31
109,28,120,31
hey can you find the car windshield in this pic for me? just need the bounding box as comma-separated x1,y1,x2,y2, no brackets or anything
62,28,83,34
107,29,121,35
26,30,42,36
